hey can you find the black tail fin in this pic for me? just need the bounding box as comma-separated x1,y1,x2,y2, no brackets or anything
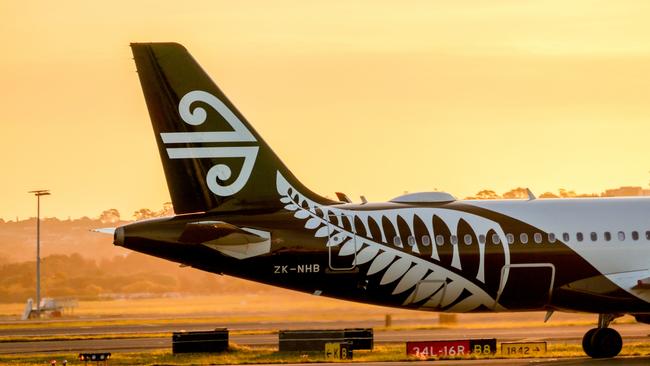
130,42,333,214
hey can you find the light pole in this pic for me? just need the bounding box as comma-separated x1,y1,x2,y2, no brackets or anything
28,190,50,316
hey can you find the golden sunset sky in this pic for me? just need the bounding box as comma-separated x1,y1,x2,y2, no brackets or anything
1,1,649,220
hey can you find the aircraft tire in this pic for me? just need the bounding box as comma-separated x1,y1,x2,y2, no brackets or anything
583,327,622,358
582,328,598,358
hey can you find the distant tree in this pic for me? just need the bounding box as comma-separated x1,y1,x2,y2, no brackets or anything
132,203,176,221
133,208,156,221
503,187,529,199
539,192,559,198
558,188,577,198
99,209,120,224
475,190,500,199
158,202,174,217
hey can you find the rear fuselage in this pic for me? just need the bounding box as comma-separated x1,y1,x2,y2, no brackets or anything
117,189,650,315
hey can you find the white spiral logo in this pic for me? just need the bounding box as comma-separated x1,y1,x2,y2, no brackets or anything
160,90,259,197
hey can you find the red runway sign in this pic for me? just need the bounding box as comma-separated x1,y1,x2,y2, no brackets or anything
407,339,496,358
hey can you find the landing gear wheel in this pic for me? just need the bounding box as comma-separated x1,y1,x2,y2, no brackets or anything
582,327,622,358
593,328,622,358
582,328,598,358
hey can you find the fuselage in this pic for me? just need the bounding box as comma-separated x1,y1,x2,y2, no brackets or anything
118,183,650,316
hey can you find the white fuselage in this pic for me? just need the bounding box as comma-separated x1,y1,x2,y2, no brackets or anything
468,197,650,304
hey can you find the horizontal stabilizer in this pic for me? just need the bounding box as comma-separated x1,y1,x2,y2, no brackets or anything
179,221,264,244
180,221,271,259
91,227,117,235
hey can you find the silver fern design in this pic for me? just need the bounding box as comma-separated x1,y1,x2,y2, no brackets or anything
277,173,510,312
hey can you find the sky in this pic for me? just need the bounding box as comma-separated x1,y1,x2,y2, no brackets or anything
1,1,650,220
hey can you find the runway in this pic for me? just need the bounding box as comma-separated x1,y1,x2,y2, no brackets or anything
1,321,648,354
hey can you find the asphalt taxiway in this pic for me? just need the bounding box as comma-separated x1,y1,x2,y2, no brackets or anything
1,321,649,355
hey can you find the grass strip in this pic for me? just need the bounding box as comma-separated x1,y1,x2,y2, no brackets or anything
0,329,276,343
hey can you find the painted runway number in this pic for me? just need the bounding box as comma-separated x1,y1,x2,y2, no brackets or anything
407,339,496,358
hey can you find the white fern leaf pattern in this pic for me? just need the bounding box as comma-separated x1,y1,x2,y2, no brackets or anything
277,172,509,312
368,252,397,275
339,240,358,256
393,263,429,295
314,226,328,238
381,257,413,285
354,246,380,265
294,210,310,219
305,218,321,230
408,272,446,303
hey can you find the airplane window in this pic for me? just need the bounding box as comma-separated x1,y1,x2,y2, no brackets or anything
646,231,650,240
604,232,612,241
436,235,445,246
632,231,639,241
548,233,557,243
520,233,528,244
464,234,472,245
478,234,486,244
491,234,501,244
576,232,583,242
506,233,515,245
617,231,625,241
562,232,570,242
590,232,598,241
422,235,431,246
450,235,458,245
534,233,542,244
393,236,403,247
407,236,416,246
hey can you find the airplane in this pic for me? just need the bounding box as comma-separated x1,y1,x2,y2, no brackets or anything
110,42,650,359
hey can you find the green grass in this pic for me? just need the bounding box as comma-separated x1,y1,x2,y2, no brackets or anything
0,317,291,331
3,342,650,365
0,330,275,343
0,332,171,343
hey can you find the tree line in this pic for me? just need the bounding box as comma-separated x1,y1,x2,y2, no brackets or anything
0,252,270,303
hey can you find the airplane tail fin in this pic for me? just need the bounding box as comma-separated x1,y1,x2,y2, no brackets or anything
130,42,333,214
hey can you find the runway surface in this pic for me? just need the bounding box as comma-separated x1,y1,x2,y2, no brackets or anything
1,321,648,354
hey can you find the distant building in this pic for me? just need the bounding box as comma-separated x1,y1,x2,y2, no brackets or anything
602,186,650,197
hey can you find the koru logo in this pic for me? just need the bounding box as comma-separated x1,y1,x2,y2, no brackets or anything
160,90,259,197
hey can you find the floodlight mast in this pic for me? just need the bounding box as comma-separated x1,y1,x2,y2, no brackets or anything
28,190,50,316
